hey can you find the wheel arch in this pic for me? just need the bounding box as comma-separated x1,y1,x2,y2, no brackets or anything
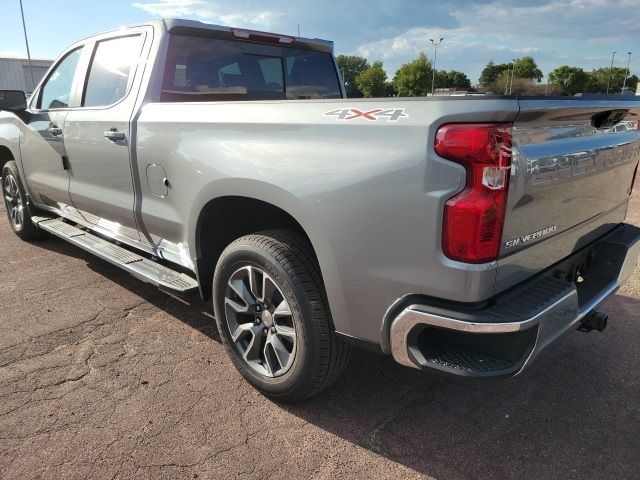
0,144,16,170
188,181,349,335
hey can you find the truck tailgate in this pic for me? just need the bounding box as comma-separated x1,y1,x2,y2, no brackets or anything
496,98,640,292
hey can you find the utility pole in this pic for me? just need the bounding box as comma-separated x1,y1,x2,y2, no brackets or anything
19,0,35,92
297,23,300,37
607,51,617,94
429,37,443,95
621,51,632,95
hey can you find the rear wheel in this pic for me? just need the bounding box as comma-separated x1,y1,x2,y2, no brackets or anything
2,161,44,240
212,230,350,402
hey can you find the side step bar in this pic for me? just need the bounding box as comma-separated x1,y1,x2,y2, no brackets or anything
32,216,198,293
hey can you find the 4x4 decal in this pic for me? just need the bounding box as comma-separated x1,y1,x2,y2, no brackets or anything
324,108,409,122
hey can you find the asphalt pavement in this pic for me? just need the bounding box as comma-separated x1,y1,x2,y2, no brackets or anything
1,176,639,479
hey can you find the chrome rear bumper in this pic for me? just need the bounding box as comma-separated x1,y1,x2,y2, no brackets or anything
389,223,640,377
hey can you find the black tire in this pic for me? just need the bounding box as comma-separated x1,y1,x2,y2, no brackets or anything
2,161,45,240
212,230,350,402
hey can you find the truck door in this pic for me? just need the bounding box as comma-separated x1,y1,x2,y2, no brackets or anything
19,46,84,213
63,30,149,242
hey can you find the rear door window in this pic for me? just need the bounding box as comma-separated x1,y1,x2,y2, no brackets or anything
161,35,341,102
83,35,144,108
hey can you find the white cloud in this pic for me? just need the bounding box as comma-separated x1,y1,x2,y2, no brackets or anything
132,0,203,18
131,0,638,83
447,0,640,43
131,0,282,29
356,26,536,80
354,0,639,82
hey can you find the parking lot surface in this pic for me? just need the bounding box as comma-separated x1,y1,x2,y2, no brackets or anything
1,176,639,479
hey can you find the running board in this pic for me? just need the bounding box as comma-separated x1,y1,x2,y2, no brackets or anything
31,216,198,292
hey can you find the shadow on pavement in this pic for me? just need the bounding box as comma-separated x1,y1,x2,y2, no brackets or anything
31,234,220,343
284,292,640,480
31,234,640,480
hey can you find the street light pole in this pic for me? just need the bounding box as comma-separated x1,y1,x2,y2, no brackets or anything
19,0,35,92
621,51,632,95
429,37,443,95
508,58,516,95
607,51,617,94
504,64,510,95
545,75,549,96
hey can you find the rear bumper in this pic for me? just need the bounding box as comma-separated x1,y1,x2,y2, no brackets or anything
389,223,640,378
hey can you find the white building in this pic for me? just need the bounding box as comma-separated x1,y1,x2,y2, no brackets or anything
0,57,52,95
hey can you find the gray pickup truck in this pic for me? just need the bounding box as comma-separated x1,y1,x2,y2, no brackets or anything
1,19,640,401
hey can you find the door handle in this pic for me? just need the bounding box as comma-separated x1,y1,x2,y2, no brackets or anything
104,129,125,141
48,125,63,136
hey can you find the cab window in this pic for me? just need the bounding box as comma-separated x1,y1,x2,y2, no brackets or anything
38,47,83,110
83,35,144,107
161,35,341,102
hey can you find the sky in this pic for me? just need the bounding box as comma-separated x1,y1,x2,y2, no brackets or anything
0,0,638,84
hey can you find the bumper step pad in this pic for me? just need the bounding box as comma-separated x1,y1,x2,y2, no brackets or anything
425,346,515,374
32,217,198,293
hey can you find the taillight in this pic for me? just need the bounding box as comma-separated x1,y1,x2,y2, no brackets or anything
435,123,512,263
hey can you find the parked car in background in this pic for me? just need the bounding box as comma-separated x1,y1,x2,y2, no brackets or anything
605,120,638,133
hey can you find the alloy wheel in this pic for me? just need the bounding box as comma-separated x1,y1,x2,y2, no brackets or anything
3,174,23,230
224,265,297,378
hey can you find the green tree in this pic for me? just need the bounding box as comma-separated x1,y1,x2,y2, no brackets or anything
548,65,589,95
585,67,638,93
489,71,537,96
336,55,369,98
384,81,397,97
479,60,510,87
513,56,543,81
392,52,434,96
355,61,388,97
436,70,472,88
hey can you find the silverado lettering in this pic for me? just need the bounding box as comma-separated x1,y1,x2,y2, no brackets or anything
529,140,640,186
505,225,558,248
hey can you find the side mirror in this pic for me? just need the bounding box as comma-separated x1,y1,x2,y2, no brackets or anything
0,90,27,112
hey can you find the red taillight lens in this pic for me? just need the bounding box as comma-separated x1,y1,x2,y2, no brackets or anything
436,123,512,263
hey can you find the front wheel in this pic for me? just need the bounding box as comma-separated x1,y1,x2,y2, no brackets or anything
2,161,44,240
212,230,350,402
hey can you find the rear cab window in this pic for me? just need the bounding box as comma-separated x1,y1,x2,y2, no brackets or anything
160,34,342,102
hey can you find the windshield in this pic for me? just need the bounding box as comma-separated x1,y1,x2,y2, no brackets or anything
161,34,342,102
